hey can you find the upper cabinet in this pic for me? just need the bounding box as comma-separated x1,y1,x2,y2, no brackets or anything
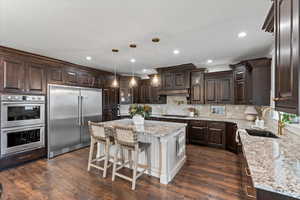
26,61,46,94
138,75,166,104
204,71,234,104
0,56,46,94
274,0,299,114
119,76,140,104
230,58,271,106
0,56,26,93
158,63,196,94
190,69,206,104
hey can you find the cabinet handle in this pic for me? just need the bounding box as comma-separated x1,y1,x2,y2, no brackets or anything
245,167,251,177
192,126,206,130
209,128,222,131
245,186,256,199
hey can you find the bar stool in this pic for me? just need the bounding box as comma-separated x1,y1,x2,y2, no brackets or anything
87,121,114,178
112,125,151,190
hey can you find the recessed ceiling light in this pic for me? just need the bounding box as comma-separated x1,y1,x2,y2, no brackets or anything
173,49,180,55
143,69,147,73
130,58,136,63
238,32,247,38
86,56,92,61
207,59,213,64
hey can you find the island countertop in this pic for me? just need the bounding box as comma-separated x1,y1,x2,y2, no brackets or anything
101,119,187,137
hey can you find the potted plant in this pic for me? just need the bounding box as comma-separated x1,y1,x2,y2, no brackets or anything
129,104,152,125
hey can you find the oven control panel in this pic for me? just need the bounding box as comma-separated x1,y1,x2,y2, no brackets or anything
1,95,45,102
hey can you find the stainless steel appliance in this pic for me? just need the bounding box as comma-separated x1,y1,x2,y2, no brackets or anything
0,94,46,157
48,84,102,158
1,125,45,156
1,95,45,128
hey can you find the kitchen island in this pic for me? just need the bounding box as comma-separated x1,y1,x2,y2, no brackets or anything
98,119,187,184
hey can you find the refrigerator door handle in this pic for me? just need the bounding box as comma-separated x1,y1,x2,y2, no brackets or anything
78,96,81,126
81,96,84,126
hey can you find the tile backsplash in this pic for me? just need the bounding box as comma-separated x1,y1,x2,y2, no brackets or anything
120,103,249,120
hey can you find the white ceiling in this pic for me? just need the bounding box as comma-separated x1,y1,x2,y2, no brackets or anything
0,0,273,75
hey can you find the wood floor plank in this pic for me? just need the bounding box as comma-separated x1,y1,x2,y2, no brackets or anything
0,145,243,200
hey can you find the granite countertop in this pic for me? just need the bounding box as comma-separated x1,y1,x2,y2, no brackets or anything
120,113,254,129
101,119,187,138
239,129,300,199
120,113,300,198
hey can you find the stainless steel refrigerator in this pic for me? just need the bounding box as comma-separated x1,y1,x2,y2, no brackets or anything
47,84,102,158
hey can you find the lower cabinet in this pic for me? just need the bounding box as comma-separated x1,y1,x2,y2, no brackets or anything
189,121,208,145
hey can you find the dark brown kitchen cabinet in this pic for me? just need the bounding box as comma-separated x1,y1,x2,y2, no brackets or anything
230,58,271,106
274,0,300,114
190,69,205,104
119,76,139,104
26,62,46,94
0,56,46,94
78,71,96,87
158,63,196,92
47,66,64,84
189,120,207,145
0,56,26,93
226,123,237,153
63,69,78,85
102,87,119,122
207,122,226,148
205,71,234,104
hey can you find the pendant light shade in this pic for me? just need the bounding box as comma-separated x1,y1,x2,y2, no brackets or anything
111,48,119,88
129,43,137,87
151,37,160,87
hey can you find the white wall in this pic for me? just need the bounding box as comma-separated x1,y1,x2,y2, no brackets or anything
206,65,231,72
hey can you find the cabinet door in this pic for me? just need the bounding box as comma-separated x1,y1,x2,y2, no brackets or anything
190,126,207,145
163,72,174,89
275,0,299,114
0,56,26,92
218,78,234,104
26,62,46,94
191,72,204,104
235,80,246,104
47,67,63,84
226,123,237,153
207,122,225,148
78,72,95,87
63,69,78,85
174,72,185,89
205,79,218,103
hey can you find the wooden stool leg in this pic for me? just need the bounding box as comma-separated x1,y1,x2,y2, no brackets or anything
87,137,95,171
112,145,119,181
128,150,133,169
132,150,139,190
103,142,110,178
146,147,151,176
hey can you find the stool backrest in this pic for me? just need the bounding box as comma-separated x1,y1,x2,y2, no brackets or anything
88,121,109,142
113,126,138,149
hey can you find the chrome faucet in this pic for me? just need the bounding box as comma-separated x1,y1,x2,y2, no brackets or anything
261,106,284,136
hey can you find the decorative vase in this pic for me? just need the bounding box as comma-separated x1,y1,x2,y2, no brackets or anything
132,114,145,125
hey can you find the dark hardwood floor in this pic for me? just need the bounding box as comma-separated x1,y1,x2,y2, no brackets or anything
0,145,243,200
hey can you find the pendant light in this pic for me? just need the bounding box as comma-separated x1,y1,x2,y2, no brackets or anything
151,37,160,87
129,43,137,87
112,48,119,88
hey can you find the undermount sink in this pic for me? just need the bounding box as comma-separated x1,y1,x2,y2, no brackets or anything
245,129,279,138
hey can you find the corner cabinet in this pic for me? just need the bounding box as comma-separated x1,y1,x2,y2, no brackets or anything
274,0,300,114
204,71,234,104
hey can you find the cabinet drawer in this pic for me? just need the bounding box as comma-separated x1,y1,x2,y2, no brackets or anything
190,120,207,127
208,121,226,129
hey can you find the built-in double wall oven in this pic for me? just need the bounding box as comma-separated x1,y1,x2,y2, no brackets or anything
0,95,45,157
